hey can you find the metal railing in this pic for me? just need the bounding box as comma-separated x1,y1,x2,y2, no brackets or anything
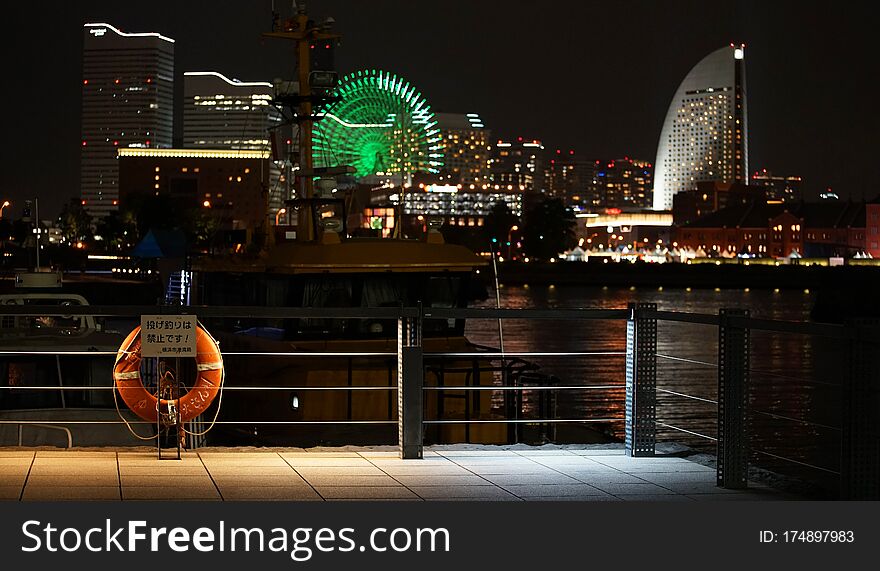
0,303,877,499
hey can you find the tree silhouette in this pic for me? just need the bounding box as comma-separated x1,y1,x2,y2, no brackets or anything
521,197,576,261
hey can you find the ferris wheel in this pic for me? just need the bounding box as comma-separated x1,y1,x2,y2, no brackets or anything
312,69,444,179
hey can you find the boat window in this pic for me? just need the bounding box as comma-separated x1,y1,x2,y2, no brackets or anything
297,277,354,335
359,278,404,335
425,276,461,308
424,276,464,336
0,298,88,333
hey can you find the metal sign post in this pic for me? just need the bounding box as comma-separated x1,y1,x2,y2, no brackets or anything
141,315,197,460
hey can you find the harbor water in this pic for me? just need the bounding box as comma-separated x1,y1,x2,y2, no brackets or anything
465,285,844,493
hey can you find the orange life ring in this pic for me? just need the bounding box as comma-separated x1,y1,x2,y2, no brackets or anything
113,324,223,423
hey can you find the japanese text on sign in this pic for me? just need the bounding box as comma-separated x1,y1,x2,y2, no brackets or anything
140,315,197,357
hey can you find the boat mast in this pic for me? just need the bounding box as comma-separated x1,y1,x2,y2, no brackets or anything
265,1,341,243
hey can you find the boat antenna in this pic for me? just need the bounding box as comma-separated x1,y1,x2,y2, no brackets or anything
489,242,506,372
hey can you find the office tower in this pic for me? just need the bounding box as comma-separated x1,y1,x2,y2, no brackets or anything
81,23,174,217
183,71,282,150
434,113,491,185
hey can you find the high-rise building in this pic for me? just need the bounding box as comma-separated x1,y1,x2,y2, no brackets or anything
489,138,544,193
588,157,653,209
434,113,491,185
182,71,288,217
183,71,282,150
750,168,803,203
81,23,174,217
652,44,748,210
544,149,591,207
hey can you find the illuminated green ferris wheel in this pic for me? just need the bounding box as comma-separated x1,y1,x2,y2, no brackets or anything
312,69,444,179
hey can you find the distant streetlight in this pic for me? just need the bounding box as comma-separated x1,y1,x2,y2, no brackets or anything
276,208,287,225
0,201,9,218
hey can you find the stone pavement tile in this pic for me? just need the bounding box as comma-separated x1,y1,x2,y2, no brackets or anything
283,457,375,467
117,457,204,467
592,482,679,495
635,471,716,484
36,451,117,458
27,473,119,487
29,465,118,476
513,449,577,457
0,464,30,473
567,449,626,456
315,486,418,500
120,466,210,476
198,456,288,467
591,457,714,473
0,474,26,487
369,454,454,466
295,466,386,477
426,496,523,502
525,495,620,501
357,451,403,458
458,464,560,476
642,482,741,495
205,466,297,476
391,474,491,487
23,486,121,501
445,457,541,466
481,473,581,486
372,464,473,476
502,484,609,498
122,487,221,500
120,474,215,487
218,486,323,501
685,492,791,501
615,494,696,502
118,451,199,459
557,471,645,485
528,455,602,465
408,485,517,500
434,450,519,457
0,460,33,469
0,451,36,458
210,474,309,487
281,452,362,459
0,485,23,500
301,474,400,487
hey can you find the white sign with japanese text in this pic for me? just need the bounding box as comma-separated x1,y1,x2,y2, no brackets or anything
140,315,198,357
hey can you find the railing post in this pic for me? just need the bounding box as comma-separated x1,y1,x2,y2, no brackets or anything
625,302,657,457
717,308,750,489
398,309,424,459
841,319,880,500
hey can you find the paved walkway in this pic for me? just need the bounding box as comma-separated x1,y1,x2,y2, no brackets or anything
0,446,797,501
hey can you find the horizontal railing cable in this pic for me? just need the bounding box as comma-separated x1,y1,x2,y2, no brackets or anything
655,421,717,442
752,449,841,475
655,354,718,368
750,408,841,431
423,385,625,391
656,388,718,404
423,418,624,424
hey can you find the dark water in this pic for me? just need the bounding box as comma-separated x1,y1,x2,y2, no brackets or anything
465,285,845,494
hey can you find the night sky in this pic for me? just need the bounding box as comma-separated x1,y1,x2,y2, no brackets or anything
2,0,876,217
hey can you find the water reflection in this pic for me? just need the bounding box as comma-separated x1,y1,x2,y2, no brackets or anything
466,285,840,492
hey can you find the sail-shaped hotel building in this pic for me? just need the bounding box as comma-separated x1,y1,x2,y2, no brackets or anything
652,44,748,210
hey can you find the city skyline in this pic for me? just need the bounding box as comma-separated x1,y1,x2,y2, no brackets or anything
1,0,876,217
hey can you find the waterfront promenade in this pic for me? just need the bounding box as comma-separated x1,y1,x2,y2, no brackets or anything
0,445,799,501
